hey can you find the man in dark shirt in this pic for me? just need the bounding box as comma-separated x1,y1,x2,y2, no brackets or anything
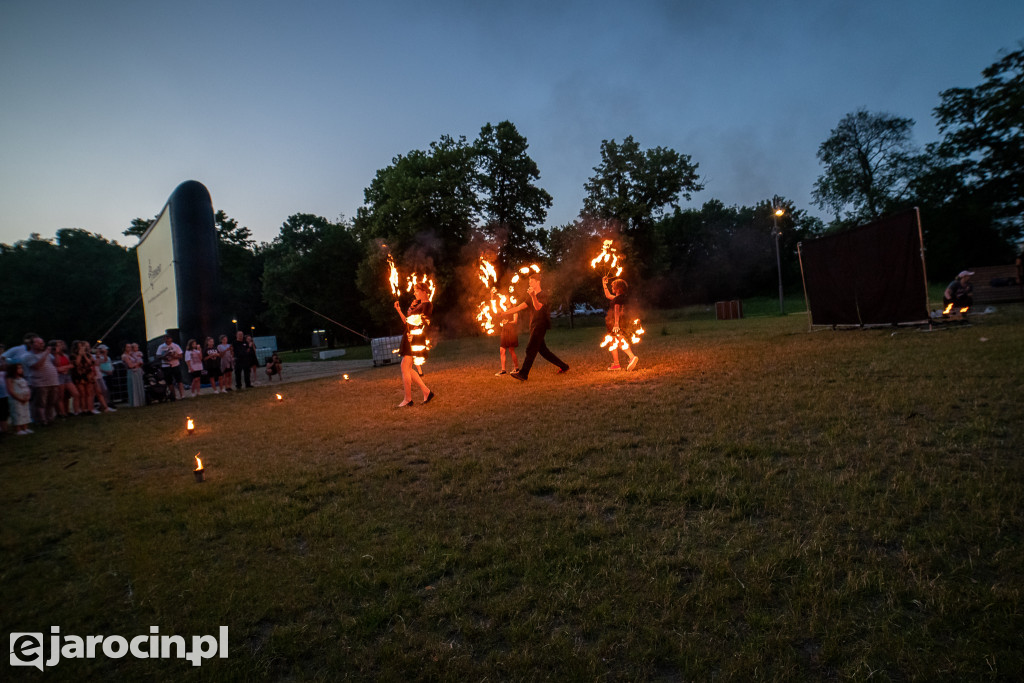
499,272,569,381
231,330,253,389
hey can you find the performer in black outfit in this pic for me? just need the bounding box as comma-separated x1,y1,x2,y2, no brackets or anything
500,272,569,381
393,281,435,407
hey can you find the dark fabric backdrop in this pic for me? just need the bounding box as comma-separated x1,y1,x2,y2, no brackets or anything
799,209,929,326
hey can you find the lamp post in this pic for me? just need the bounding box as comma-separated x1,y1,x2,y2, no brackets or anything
772,199,785,315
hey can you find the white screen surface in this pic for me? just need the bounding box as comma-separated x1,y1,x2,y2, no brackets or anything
136,207,179,341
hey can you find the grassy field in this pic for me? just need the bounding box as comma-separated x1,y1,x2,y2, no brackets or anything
2,303,1022,680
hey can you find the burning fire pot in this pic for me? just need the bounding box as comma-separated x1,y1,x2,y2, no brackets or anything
193,454,205,483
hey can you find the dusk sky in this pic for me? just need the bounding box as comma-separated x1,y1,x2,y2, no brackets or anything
2,0,1021,247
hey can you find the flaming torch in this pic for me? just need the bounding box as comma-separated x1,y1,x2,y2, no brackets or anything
193,453,205,483
474,256,506,335
386,251,401,300
186,416,195,436
590,239,623,278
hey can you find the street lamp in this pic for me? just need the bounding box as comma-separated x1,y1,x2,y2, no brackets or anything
772,199,785,315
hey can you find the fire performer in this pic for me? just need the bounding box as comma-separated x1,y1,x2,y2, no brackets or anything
495,311,519,376
601,276,639,371
393,281,436,407
943,270,974,310
500,271,569,381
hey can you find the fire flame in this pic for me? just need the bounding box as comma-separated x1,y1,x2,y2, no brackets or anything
385,251,401,299
943,303,953,315
474,256,514,335
194,453,203,471
275,393,283,401
590,239,623,277
406,273,436,301
186,416,194,433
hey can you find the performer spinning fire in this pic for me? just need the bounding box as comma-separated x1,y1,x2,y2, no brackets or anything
393,281,436,407
499,271,569,381
601,276,639,371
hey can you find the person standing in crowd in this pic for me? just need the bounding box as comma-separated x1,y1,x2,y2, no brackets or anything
156,333,185,401
0,344,8,435
217,334,234,392
393,281,435,407
122,342,145,407
2,333,39,384
94,344,116,409
6,361,32,435
245,334,260,386
27,337,61,425
185,339,204,398
499,272,569,381
943,270,974,309
601,276,640,372
70,341,97,415
52,340,79,417
203,337,222,394
231,330,253,390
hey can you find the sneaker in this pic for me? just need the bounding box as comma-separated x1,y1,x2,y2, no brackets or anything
608,364,621,371
105,406,117,413
626,356,639,371
495,370,507,376
509,371,526,381
91,409,102,415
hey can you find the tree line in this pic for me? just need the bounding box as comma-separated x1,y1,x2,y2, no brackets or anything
2,45,1020,350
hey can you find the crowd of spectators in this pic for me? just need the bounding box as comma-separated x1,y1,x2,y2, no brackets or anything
2,329,275,437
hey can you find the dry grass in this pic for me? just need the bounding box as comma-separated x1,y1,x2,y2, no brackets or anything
2,305,1022,680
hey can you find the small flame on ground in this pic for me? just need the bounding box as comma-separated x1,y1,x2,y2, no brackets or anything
194,453,203,471
275,393,283,401
186,417,194,433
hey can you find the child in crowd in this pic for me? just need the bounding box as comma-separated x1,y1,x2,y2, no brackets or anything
203,337,222,394
495,311,519,376
52,340,79,417
601,276,639,371
6,361,32,435
185,339,204,398
217,334,233,392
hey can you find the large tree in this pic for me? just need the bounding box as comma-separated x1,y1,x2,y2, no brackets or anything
581,135,702,273
474,121,552,265
261,214,366,348
930,45,1023,242
0,230,142,346
353,135,479,328
812,109,923,224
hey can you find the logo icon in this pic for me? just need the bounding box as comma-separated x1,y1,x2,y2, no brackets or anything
10,632,44,671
